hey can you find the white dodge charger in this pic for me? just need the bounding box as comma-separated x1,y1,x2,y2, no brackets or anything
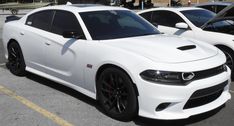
2,4,231,121
138,5,234,79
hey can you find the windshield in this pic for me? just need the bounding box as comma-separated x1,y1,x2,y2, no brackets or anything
80,10,160,40
181,9,216,27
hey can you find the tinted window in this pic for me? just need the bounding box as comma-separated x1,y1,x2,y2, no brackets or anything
139,11,152,22
151,11,185,27
80,10,159,40
204,20,234,35
26,10,54,31
51,11,84,38
199,5,216,13
216,5,227,13
181,10,215,27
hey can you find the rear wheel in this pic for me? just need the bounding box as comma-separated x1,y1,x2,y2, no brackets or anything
97,67,138,121
7,42,26,76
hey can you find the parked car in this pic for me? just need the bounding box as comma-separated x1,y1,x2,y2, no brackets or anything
195,2,233,13
138,5,234,79
3,4,231,121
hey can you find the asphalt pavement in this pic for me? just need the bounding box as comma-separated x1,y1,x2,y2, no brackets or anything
0,11,233,126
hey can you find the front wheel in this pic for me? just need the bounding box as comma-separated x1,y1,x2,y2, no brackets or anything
7,42,26,76
219,47,234,80
97,67,138,121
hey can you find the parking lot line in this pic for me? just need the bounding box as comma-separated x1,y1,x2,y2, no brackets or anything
0,85,74,126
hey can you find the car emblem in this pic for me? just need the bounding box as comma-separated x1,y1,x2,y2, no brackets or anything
182,72,195,81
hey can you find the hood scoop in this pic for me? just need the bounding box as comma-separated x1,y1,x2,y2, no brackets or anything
177,45,196,51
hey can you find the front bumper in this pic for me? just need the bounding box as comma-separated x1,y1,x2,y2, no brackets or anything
136,67,231,120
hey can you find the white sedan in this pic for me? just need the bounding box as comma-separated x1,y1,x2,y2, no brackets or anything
2,4,231,120
138,5,234,79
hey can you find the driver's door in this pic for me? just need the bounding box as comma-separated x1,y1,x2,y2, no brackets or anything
151,10,195,38
44,10,87,86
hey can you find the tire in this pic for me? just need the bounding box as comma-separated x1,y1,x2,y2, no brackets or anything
11,9,18,15
218,47,234,80
7,42,26,76
97,67,138,121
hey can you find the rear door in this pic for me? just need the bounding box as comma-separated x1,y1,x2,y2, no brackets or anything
22,10,54,71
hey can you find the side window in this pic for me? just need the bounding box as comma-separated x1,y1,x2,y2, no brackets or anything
216,5,226,13
139,12,152,23
200,5,215,13
51,11,85,38
26,10,54,31
204,20,234,34
152,11,185,27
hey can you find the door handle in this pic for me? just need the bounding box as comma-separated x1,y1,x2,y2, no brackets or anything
45,42,50,46
45,40,51,46
20,32,24,35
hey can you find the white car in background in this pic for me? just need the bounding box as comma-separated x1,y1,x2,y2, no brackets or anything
138,5,234,79
2,4,231,121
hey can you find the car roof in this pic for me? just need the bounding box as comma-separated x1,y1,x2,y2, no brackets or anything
168,7,205,11
36,4,129,13
195,2,233,6
138,7,205,14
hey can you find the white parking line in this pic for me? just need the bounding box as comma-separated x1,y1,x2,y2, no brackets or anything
0,85,74,126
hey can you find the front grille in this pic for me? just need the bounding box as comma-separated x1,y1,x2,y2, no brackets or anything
183,80,228,109
193,65,226,81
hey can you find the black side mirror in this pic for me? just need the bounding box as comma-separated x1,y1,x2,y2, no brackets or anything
62,31,84,39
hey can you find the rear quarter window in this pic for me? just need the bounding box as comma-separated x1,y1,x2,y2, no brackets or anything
26,10,54,31
139,11,153,23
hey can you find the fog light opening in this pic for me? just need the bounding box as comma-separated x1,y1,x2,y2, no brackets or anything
156,103,171,111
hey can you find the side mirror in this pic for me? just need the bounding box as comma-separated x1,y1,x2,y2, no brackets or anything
175,22,189,29
62,31,84,39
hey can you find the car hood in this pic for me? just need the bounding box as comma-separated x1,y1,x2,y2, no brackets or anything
202,3,234,28
101,35,218,63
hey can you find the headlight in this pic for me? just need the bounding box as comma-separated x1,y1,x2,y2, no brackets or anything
140,64,227,85
140,70,193,85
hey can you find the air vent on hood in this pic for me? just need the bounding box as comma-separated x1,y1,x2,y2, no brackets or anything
177,45,196,51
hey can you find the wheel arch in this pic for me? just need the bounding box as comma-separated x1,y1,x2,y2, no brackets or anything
6,39,20,59
7,38,25,65
95,64,139,99
215,44,234,52
215,44,234,80
7,39,19,49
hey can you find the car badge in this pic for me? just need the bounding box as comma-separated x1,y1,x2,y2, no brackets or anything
182,72,195,81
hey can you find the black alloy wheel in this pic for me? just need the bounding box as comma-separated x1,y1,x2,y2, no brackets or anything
7,42,26,76
97,67,138,121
